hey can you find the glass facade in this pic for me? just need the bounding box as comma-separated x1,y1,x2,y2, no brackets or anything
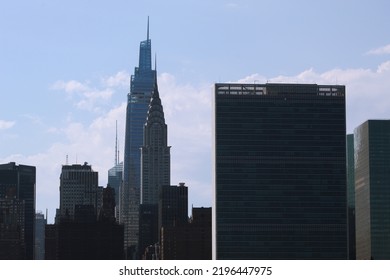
346,134,356,259
59,163,99,220
120,20,156,256
0,162,36,259
355,120,390,259
108,162,123,219
214,83,348,260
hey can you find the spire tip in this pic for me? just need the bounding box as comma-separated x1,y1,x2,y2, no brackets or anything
147,16,150,41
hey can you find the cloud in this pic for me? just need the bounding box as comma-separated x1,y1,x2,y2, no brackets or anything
5,61,390,222
1,102,127,222
158,73,213,206
0,120,15,130
239,60,390,132
226,3,239,8
51,80,90,93
75,88,114,112
51,77,117,112
366,44,390,55
102,71,129,88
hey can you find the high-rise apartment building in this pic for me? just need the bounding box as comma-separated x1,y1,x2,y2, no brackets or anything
120,18,156,258
213,83,348,259
59,163,99,221
355,120,390,259
0,162,36,259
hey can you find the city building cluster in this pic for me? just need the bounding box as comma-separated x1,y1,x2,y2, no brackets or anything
1,21,389,260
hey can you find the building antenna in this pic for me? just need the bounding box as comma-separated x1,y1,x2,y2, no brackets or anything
66,154,68,165
115,120,118,165
154,53,157,71
147,16,150,41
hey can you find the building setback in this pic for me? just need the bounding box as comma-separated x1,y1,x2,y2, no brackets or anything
355,120,390,259
0,162,36,260
213,83,348,259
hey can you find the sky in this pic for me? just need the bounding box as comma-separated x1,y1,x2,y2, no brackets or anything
1,0,390,223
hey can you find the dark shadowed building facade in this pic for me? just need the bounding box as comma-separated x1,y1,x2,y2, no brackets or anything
355,120,390,259
0,162,36,259
213,83,348,260
160,207,211,260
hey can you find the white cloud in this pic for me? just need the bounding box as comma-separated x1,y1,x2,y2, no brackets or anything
0,120,15,130
102,71,129,88
51,78,115,112
5,61,390,222
51,80,90,93
366,44,390,55
1,102,127,223
226,3,239,9
75,88,114,112
158,73,213,206
239,60,390,132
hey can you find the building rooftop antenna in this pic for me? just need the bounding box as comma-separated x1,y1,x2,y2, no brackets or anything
115,120,118,165
147,16,150,41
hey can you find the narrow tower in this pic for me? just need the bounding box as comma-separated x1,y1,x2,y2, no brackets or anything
108,121,123,221
140,74,171,205
120,17,156,258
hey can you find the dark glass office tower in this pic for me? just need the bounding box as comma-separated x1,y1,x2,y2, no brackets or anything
0,162,36,259
213,83,348,260
355,120,390,259
120,18,156,257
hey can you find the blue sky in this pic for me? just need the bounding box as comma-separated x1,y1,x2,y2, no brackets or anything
1,0,390,223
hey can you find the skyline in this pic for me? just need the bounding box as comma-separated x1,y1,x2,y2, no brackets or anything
1,0,390,223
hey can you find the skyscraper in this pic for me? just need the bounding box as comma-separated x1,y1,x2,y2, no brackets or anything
140,78,171,205
355,120,390,259
0,162,36,259
159,183,188,230
137,76,170,258
108,121,123,220
35,212,46,260
213,83,348,259
59,163,99,221
120,18,156,257
346,134,356,259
